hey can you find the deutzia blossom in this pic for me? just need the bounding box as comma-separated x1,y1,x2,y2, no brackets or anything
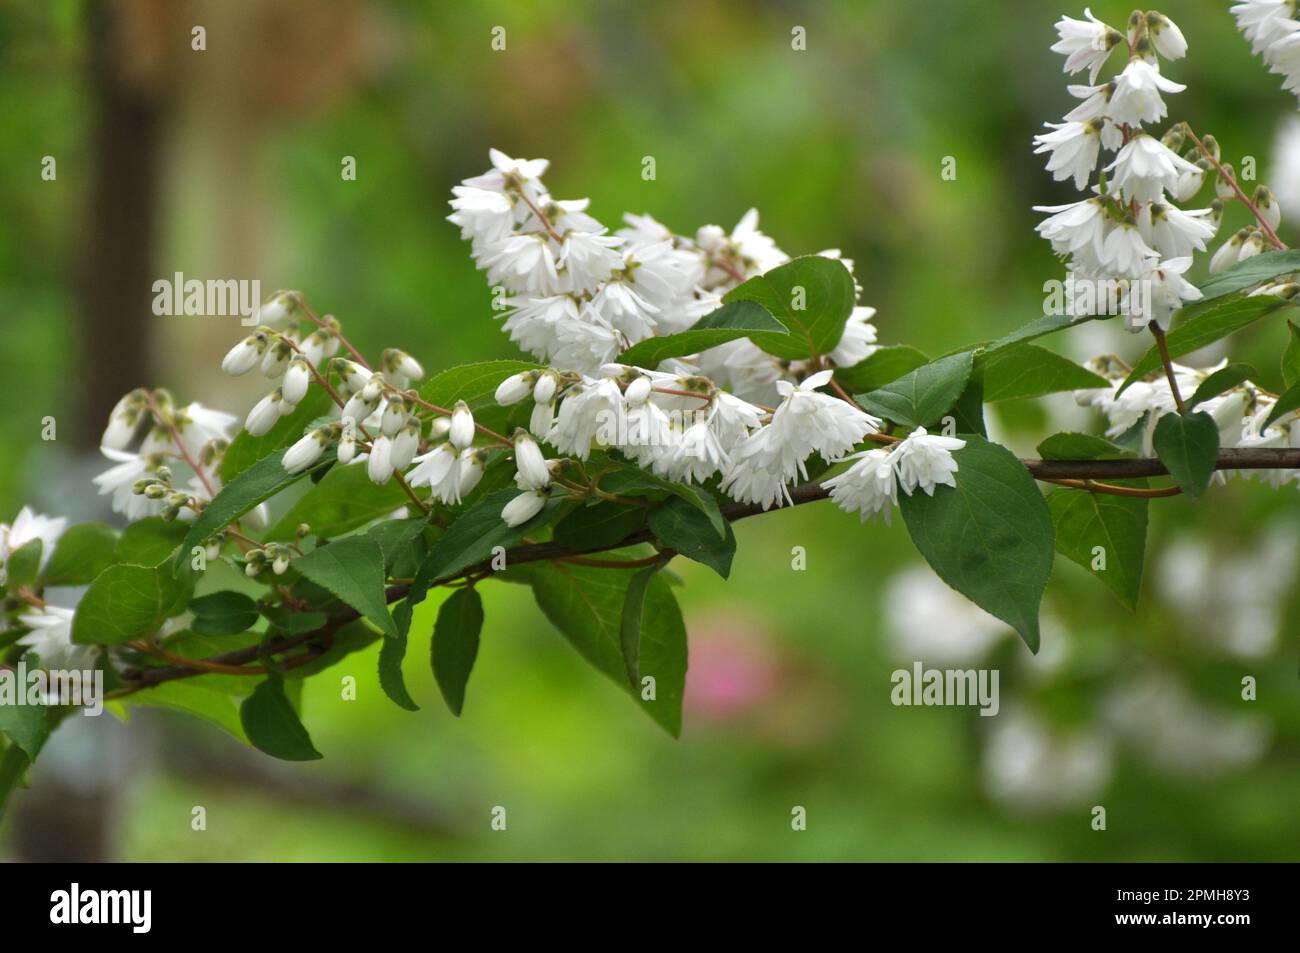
1139,201,1217,258
1033,120,1103,190
1137,256,1203,331
0,506,67,574
17,607,91,671
825,448,899,523
92,447,161,520
892,428,966,495
1050,8,1122,83
407,444,461,502
1104,134,1200,204
502,490,547,527
1106,59,1185,126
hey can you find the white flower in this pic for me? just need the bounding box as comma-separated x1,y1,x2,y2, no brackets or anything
824,448,899,523
495,371,535,405
530,401,555,438
1231,0,1300,56
480,233,562,296
1106,59,1186,126
1148,13,1188,61
728,208,788,274
448,184,516,244
1034,198,1109,264
367,435,395,484
720,427,796,510
624,375,653,404
407,443,458,495
336,359,373,396
533,372,558,404
1170,165,1206,202
1138,256,1203,331
664,420,728,484
1033,120,1103,190
502,489,547,527
1,506,67,572
260,339,291,378
892,427,965,495
337,426,357,464
1050,8,1121,83
458,449,486,497
1139,202,1216,258
829,306,879,368
282,359,311,405
449,401,475,450
513,431,551,489
1104,134,1200,204
92,447,158,520
768,369,880,470
559,230,623,294
255,291,298,327
17,607,90,671
1099,221,1159,276
221,332,267,376
548,377,623,459
101,390,146,450
283,428,329,474
244,393,282,437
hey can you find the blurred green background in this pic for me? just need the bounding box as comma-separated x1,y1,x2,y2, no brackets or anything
3,0,1300,860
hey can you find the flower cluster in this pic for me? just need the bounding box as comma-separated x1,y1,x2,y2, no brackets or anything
1232,0,1300,98
824,428,966,524
1074,357,1300,485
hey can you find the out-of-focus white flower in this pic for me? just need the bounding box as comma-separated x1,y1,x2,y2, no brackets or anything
17,606,93,671
0,506,67,573
1147,12,1188,61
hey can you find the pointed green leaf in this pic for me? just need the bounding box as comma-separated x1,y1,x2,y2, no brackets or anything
855,350,974,428
617,300,788,367
833,345,930,393
899,436,1054,652
1188,363,1256,411
1152,411,1219,499
723,255,856,360
378,624,420,712
431,587,484,716
190,590,260,636
240,672,322,761
72,563,193,645
981,344,1107,402
619,564,664,686
648,498,735,578
40,522,118,586
265,459,410,541
292,536,396,638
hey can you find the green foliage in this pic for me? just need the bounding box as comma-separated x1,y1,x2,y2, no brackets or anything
40,522,117,586
265,460,411,541
648,498,735,578
1152,411,1219,499
980,344,1107,402
240,672,322,761
0,701,56,760
418,360,543,435
1284,320,1300,389
618,563,664,687
220,390,333,482
617,300,789,367
1188,363,1256,410
3,539,42,590
833,345,930,393
190,591,260,636
530,561,687,736
552,501,646,550
431,587,484,717
899,436,1054,651
598,463,725,536
1263,381,1300,430
378,625,420,712
293,536,397,638
115,518,188,566
723,255,856,360
855,350,973,429
71,563,192,645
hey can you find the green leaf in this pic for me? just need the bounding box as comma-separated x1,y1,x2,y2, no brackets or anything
127,680,249,743
950,369,987,437
407,488,559,605
981,344,1107,402
176,447,329,574
648,498,735,578
1118,295,1286,393
552,501,647,550
1037,432,1135,460
598,463,725,537
378,625,420,712
292,536,397,638
190,590,260,636
530,561,687,736
1152,411,1219,499
855,350,974,428
221,389,333,482
899,436,1054,652
115,518,189,567
417,359,543,436
618,564,663,687
723,255,856,360
366,517,432,578
265,460,410,541
1284,320,1300,390
0,702,55,759
1039,434,1147,610
3,539,42,589
1192,248,1300,301
986,313,1102,354
833,345,930,393
72,563,192,645
240,672,322,761
617,300,789,367
40,522,117,586
1263,380,1300,430
1188,363,1255,411
431,587,484,716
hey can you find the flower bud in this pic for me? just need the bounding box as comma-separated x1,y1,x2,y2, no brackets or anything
532,372,558,405
391,420,420,471
245,393,282,436
222,332,268,376
429,416,452,440
272,553,290,575
501,489,547,527
143,482,168,499
337,425,357,464
1254,185,1281,231
335,359,372,396
458,448,487,496
624,376,652,404
367,435,395,484
300,331,327,367
449,400,475,450
342,391,380,427
1215,164,1237,202
283,427,329,474
256,291,298,327
530,401,554,438
384,348,425,385
381,397,407,437
261,339,292,378
513,429,550,489
495,371,535,405
101,389,147,450
283,359,311,405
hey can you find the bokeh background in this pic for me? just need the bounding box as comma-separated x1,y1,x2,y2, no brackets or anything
3,0,1300,860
